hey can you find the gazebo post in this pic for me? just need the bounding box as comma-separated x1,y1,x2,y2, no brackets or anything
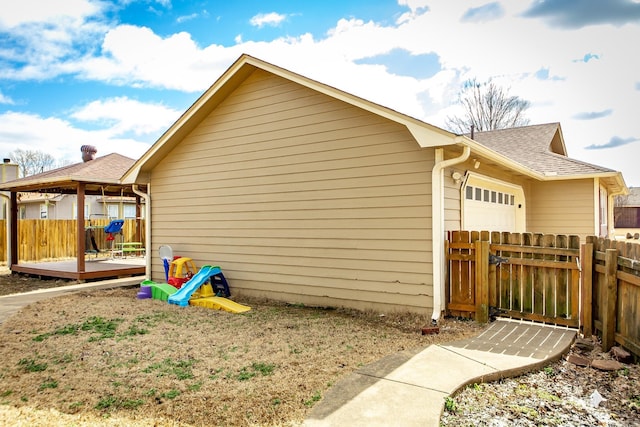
76,182,86,275
10,191,17,268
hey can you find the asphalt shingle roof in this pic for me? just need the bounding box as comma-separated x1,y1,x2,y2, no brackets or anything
0,153,139,196
1,153,134,187
470,123,616,177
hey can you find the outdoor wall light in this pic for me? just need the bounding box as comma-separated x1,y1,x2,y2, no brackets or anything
452,171,463,185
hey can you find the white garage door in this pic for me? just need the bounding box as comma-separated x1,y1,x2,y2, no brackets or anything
462,174,524,232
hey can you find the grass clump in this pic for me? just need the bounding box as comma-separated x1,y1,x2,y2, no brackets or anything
143,358,196,380
32,316,124,342
95,395,144,410
18,358,47,373
82,316,123,341
444,396,457,413
161,389,180,400
235,362,276,381
38,378,58,391
120,323,149,338
251,362,276,376
304,391,322,407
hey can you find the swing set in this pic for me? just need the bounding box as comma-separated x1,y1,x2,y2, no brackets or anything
84,187,144,259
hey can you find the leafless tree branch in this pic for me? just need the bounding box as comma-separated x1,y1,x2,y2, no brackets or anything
445,78,530,134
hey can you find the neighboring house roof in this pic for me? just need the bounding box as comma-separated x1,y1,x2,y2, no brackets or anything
470,123,618,178
17,193,64,204
0,153,141,196
114,53,624,195
99,196,139,203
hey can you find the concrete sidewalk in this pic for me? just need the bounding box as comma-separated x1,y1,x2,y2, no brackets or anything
0,276,143,324
304,319,576,426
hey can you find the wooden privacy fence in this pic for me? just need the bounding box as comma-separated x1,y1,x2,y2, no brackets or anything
447,231,640,358
0,219,145,263
446,231,581,327
585,237,640,357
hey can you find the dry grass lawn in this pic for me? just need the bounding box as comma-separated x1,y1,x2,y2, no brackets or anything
0,286,482,426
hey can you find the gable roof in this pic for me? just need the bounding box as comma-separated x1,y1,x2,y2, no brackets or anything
0,153,140,196
469,123,617,178
121,54,460,183
471,123,565,155
121,53,627,195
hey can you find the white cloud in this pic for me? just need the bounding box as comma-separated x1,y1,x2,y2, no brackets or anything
0,98,178,163
0,0,102,28
74,25,234,92
0,91,14,105
397,0,430,14
177,13,199,23
0,0,108,81
70,97,181,137
249,12,287,28
0,111,150,162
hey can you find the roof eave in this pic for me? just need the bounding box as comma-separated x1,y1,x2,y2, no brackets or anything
459,136,545,179
542,171,628,194
0,177,125,193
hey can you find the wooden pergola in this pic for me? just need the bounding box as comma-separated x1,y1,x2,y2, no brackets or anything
0,153,148,280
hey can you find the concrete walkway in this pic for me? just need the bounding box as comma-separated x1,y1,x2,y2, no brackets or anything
0,276,143,324
304,319,576,427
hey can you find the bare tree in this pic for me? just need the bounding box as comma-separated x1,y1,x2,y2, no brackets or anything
445,78,531,134
9,148,56,178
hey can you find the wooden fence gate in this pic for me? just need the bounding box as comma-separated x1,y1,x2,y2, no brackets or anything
446,231,581,327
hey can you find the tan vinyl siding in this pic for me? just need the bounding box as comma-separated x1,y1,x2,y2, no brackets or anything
444,167,462,230
150,69,435,314
527,179,595,239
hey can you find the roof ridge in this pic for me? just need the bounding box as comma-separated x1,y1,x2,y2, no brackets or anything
471,122,560,136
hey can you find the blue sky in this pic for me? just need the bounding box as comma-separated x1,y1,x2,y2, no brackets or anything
1,0,639,185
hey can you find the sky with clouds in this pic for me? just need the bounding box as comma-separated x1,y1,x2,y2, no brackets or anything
0,0,639,185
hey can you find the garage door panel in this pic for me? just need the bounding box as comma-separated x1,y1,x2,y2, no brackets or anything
462,174,524,233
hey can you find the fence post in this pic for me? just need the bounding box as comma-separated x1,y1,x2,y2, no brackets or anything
602,248,618,351
475,240,489,323
444,238,450,316
581,242,593,337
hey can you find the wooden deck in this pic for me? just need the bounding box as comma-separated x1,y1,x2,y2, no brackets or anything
11,258,146,281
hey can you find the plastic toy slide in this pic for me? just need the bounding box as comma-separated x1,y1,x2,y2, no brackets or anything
168,265,219,307
139,279,177,301
190,296,251,314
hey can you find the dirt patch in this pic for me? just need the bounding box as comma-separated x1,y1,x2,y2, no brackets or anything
0,269,75,296
0,284,482,426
